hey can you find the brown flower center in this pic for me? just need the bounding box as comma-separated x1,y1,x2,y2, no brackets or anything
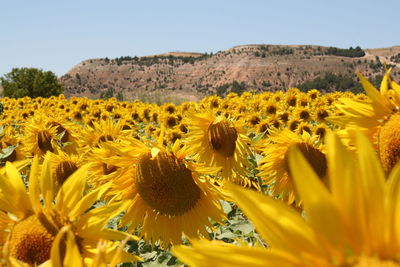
284,142,327,179
379,113,400,174
8,215,55,266
135,151,201,216
207,120,238,157
96,135,114,147
48,122,69,143
55,161,78,186
37,131,54,153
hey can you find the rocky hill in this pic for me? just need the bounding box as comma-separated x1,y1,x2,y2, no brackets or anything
60,44,400,102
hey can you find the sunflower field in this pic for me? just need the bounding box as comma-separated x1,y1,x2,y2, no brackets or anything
0,69,400,266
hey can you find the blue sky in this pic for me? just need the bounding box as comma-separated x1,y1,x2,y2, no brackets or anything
1,0,399,77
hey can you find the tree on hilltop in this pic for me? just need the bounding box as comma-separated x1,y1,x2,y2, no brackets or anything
0,67,64,98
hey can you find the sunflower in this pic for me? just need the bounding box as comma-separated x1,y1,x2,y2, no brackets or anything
184,113,252,179
295,121,312,135
264,102,278,115
17,227,133,267
285,92,297,107
314,124,330,139
49,150,82,190
288,118,300,131
76,118,133,155
278,111,290,123
84,144,124,191
0,126,25,165
20,116,62,157
202,95,221,109
0,154,140,266
266,115,282,130
295,107,311,121
256,119,269,134
43,115,79,154
257,128,326,205
315,106,330,122
248,114,261,127
173,132,400,266
163,114,179,128
330,70,400,173
102,138,226,246
307,89,320,100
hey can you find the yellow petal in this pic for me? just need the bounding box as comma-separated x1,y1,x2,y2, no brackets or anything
0,162,31,217
91,240,107,267
29,156,42,213
55,164,90,215
68,182,111,220
288,145,346,259
357,72,392,115
379,69,391,95
76,202,128,238
113,235,142,264
326,133,368,253
173,240,303,267
64,228,84,267
50,226,68,267
337,98,375,118
355,132,386,253
111,249,142,264
386,161,400,256
40,153,54,209
97,228,139,242
227,183,326,258
391,80,400,95
150,147,160,159
8,257,32,267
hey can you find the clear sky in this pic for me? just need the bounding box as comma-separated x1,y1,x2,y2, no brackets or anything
1,0,399,77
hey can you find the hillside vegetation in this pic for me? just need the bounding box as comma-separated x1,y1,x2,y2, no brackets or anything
60,45,400,102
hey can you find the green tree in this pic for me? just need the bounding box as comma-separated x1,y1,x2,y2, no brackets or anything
100,88,114,99
0,68,63,98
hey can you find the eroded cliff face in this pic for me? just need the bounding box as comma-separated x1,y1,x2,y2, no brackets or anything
60,44,400,102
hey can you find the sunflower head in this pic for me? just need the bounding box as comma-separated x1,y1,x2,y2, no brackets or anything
248,114,261,126
379,113,400,174
296,108,311,121
49,151,81,189
265,102,278,115
102,139,226,245
298,96,308,107
7,215,55,265
296,122,312,135
135,150,202,216
314,125,329,140
207,118,238,157
1,154,140,266
316,107,329,121
164,115,178,128
288,118,300,131
285,93,297,107
21,116,63,157
307,89,320,100
283,142,327,179
279,111,290,123
257,129,326,205
184,113,252,179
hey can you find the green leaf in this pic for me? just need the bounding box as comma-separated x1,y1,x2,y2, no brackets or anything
0,145,17,160
220,200,232,214
252,130,266,143
230,221,254,235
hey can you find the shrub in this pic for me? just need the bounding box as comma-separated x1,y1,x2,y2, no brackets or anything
1,68,63,98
